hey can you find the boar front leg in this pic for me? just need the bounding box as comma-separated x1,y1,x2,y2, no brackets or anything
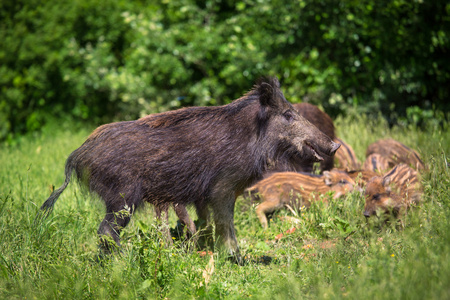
210,193,242,265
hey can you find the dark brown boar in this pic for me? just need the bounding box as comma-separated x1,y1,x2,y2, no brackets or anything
38,77,340,263
292,103,336,172
268,102,336,173
362,153,395,174
363,164,422,218
366,138,425,171
244,170,356,229
293,103,335,140
333,137,361,171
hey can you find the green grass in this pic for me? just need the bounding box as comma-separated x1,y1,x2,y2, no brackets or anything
0,115,449,299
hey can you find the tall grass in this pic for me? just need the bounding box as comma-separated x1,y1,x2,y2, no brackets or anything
0,116,449,299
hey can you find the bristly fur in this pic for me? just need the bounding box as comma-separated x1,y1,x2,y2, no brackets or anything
244,170,357,228
268,102,338,174
37,76,338,261
333,137,361,171
366,138,425,170
363,153,394,174
364,163,422,218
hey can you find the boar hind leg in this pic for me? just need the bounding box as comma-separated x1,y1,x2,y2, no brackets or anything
211,195,242,264
98,208,132,254
97,187,142,254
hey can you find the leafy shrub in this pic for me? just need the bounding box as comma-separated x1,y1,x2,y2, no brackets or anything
1,0,449,141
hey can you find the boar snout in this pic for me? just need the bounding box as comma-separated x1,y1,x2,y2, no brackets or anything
363,211,372,218
305,140,340,162
304,141,325,162
329,141,341,156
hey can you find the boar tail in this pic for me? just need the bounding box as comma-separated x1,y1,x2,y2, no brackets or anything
35,153,75,222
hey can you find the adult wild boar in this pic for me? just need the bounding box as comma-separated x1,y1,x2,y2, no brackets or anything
292,103,336,172
154,203,196,244
293,103,335,140
38,77,340,263
268,102,337,174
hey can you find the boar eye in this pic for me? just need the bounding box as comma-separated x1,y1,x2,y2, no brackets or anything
339,179,349,184
373,194,381,201
283,110,294,122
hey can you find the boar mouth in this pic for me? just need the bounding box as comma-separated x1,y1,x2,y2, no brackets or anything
305,141,324,162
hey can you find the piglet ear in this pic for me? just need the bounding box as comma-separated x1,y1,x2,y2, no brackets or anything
385,186,391,195
323,171,332,186
382,176,391,187
257,77,280,107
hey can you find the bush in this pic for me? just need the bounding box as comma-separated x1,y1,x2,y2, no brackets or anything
1,0,449,141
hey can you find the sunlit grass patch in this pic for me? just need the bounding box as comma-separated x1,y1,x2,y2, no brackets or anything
0,116,449,299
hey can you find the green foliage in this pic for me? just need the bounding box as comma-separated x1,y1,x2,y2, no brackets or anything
1,0,450,141
0,0,132,141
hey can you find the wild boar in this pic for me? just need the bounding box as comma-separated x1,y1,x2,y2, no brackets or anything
366,138,425,171
293,103,335,140
362,153,395,174
38,77,340,263
333,137,361,171
267,102,337,174
363,164,422,218
244,170,357,229
346,169,379,187
292,103,336,172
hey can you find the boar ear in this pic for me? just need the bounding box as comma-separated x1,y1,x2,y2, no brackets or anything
255,77,283,137
382,176,391,187
323,171,332,186
257,77,281,108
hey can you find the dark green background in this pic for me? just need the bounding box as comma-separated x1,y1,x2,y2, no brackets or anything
1,0,449,141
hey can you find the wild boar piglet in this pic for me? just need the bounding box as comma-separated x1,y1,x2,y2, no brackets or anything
364,164,422,218
362,153,395,174
366,138,425,171
346,169,379,187
245,170,357,229
333,137,361,171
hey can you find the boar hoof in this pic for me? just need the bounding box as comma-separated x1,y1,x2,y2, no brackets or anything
228,253,245,266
